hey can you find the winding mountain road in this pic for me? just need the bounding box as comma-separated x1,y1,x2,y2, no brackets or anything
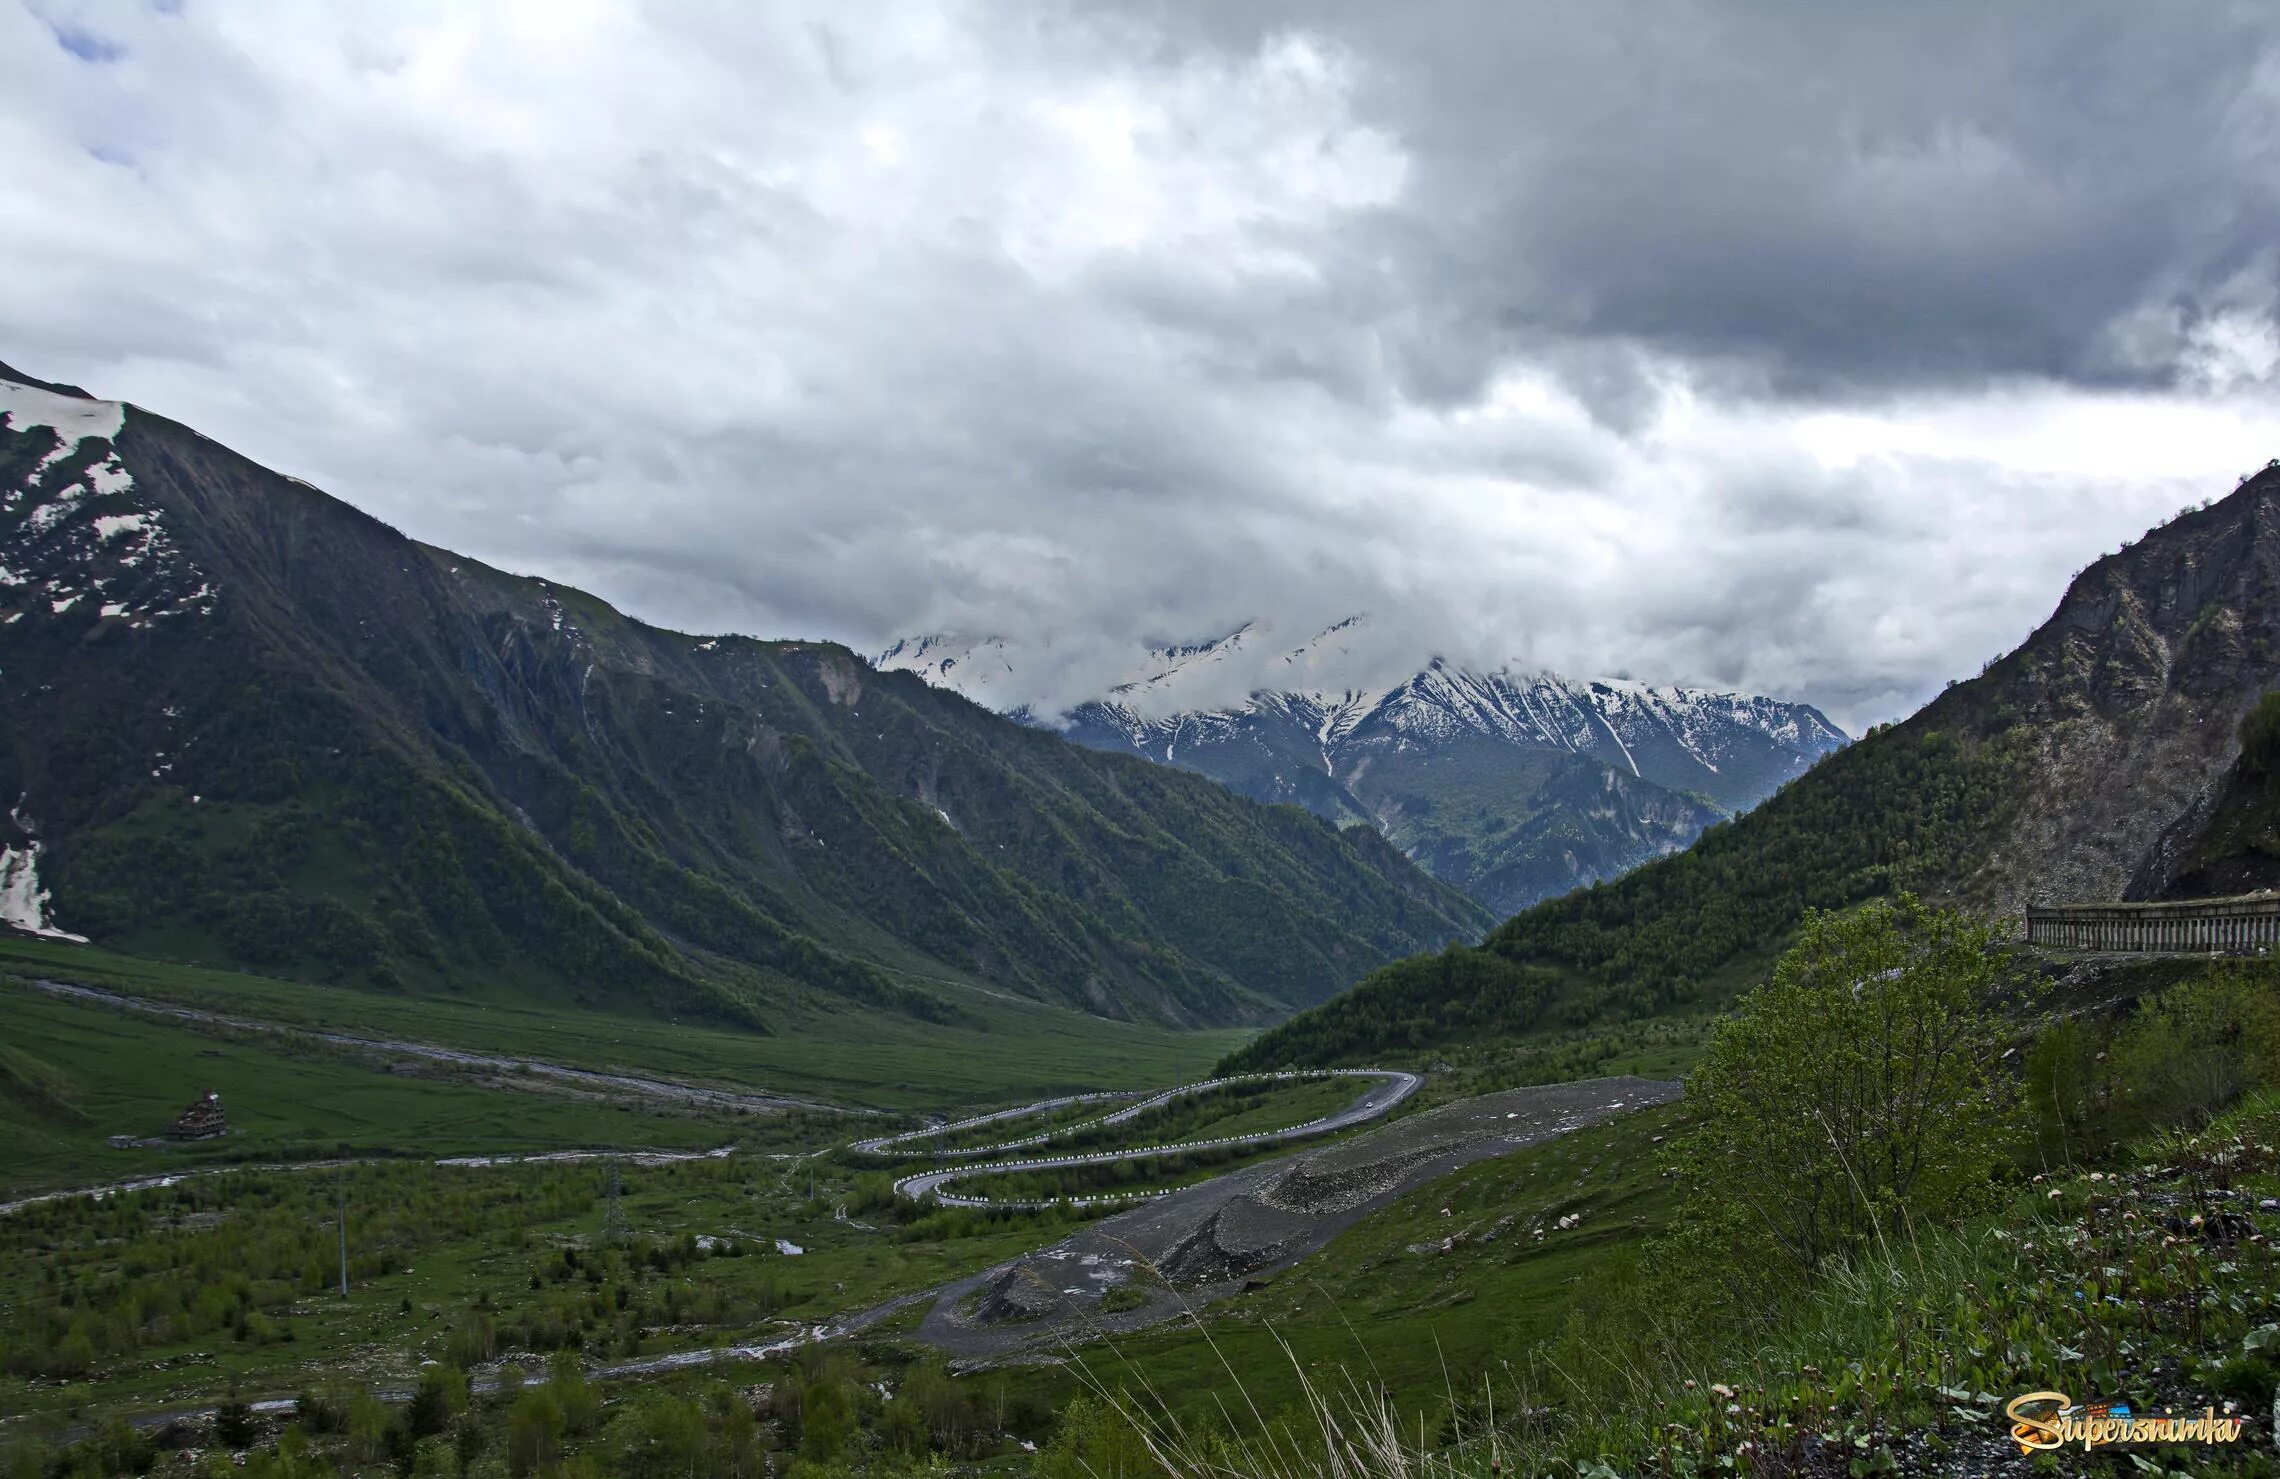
913,1074,1682,1359
53,1068,1669,1433
867,1069,1421,1208
848,1089,1144,1159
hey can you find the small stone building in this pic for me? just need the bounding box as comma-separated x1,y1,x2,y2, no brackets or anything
168,1090,228,1141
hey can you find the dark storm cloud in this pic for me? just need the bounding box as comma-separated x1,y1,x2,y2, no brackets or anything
1109,0,2280,400
2,1,2276,733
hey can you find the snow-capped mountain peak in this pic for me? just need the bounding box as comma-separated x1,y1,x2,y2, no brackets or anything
877,623,1847,914
873,634,1017,694
879,625,1843,800
1109,622,1260,697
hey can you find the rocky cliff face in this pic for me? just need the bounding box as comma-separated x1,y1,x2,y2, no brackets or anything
1946,463,2280,913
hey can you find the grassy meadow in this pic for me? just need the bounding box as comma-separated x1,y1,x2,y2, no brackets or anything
0,936,1248,1113
0,1147,1112,1437
0,979,759,1195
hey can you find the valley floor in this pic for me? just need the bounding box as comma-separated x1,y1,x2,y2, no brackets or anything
14,935,2280,1479
0,949,1685,1466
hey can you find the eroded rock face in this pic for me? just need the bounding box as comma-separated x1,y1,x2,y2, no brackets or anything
1155,1207,1281,1286
1258,1145,1448,1217
1942,466,2280,915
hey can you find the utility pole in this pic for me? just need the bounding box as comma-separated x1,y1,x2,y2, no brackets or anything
337,1179,349,1297
602,1161,625,1245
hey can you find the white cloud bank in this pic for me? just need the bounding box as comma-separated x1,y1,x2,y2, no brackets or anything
4,1,2277,732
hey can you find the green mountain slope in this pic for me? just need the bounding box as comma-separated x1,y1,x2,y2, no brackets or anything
0,362,1487,1034
1345,733,1728,916
1231,461,2280,1067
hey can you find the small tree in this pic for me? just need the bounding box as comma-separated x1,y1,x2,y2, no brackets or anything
1675,896,2022,1273
505,1389,565,1479
2240,691,2280,778
346,1390,394,1467
405,1362,467,1439
548,1349,602,1436
214,1395,258,1450
1034,1395,1163,1479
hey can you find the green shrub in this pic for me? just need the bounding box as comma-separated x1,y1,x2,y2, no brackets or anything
2024,1013,2127,1166
2241,691,2280,777
2110,967,2280,1127
1034,1395,1159,1479
1673,896,2024,1274
406,1364,467,1439
1099,1284,1150,1313
2030,964,2280,1163
214,1397,258,1450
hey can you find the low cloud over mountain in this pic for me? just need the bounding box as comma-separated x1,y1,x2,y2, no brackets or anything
7,3,2279,734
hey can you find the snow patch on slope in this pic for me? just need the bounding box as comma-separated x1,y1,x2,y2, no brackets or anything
1,378,215,628
0,379,125,451
1110,623,1260,699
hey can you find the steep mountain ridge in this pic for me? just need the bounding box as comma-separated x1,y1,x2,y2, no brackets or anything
1965,470,2280,912
1230,461,2280,1068
881,623,1846,913
0,362,1487,1032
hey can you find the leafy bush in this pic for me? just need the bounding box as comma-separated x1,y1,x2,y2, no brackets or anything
2111,969,2280,1126
2030,962,2280,1162
1673,896,2024,1273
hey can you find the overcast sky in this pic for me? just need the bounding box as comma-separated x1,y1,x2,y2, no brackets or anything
6,1,2279,731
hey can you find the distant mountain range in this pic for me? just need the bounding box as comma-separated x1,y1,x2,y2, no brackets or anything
879,620,1849,914
1232,460,2280,1070
0,361,1487,1032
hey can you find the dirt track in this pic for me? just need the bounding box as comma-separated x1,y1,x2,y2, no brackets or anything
26,977,850,1115
907,1074,1680,1360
